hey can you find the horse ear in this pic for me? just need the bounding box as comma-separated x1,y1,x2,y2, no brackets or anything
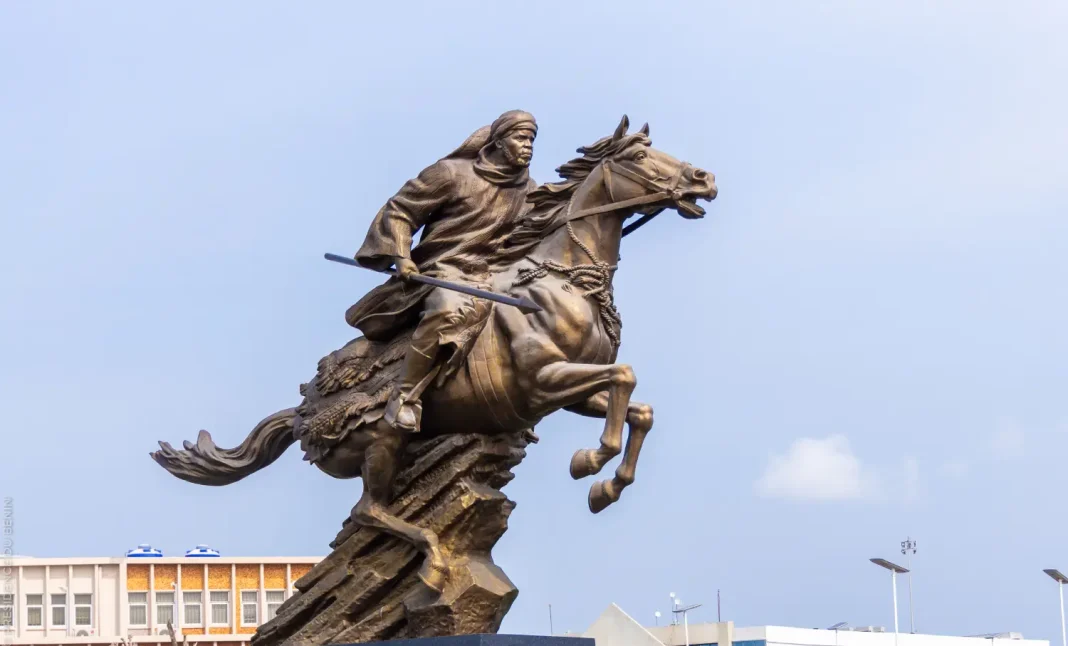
639,122,649,136
612,115,630,141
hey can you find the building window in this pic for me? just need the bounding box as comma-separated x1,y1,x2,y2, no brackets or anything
128,592,148,626
209,591,229,626
26,594,43,627
240,591,258,626
74,594,92,626
265,591,285,621
155,591,175,626
183,591,202,625
0,594,13,628
50,594,66,627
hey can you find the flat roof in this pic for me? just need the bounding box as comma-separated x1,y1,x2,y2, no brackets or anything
5,556,323,565
646,624,1044,646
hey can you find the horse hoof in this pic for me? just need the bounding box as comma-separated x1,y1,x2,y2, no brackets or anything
588,480,617,514
418,559,448,594
570,449,600,480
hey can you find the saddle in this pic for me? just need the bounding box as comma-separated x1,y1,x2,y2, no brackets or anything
295,301,493,463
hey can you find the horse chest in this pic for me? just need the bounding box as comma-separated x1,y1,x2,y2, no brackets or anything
532,277,614,363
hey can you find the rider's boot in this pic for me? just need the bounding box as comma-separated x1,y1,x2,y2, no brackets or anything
384,339,439,433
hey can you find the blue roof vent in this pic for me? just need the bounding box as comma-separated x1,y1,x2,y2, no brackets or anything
126,544,163,558
184,544,220,557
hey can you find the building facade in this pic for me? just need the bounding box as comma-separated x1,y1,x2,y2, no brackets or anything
0,555,321,646
583,604,1048,646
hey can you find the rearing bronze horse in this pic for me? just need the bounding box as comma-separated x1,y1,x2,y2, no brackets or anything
152,115,717,593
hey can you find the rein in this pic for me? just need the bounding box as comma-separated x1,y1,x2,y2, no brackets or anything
548,157,692,237
513,155,693,348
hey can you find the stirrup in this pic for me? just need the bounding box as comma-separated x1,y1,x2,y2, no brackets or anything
384,392,423,432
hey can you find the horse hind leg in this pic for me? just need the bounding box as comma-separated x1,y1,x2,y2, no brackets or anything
565,392,654,513
349,422,448,592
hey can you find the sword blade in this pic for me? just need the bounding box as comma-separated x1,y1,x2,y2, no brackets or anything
324,253,543,315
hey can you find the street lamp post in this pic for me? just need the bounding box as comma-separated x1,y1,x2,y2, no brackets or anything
901,538,917,633
1043,569,1067,646
871,558,910,646
673,601,702,646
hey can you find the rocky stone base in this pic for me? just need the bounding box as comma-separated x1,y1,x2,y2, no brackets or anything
251,431,534,646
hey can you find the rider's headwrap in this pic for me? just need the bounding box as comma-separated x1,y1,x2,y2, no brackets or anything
488,110,538,142
445,110,537,186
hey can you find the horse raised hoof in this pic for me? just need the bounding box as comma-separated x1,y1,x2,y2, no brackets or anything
570,449,601,480
417,555,449,594
588,479,620,514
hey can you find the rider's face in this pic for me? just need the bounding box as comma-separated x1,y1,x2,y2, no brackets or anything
496,129,535,168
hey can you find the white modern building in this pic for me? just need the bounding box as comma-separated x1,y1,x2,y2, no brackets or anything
0,548,322,646
583,604,1049,646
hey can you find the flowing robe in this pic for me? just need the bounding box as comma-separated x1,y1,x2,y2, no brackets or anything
346,157,536,341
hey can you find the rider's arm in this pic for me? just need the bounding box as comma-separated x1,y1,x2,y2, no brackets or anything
355,161,454,272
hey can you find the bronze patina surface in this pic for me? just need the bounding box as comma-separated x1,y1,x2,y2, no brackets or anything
152,113,717,643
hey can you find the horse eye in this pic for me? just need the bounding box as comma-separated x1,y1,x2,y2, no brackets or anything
634,152,647,161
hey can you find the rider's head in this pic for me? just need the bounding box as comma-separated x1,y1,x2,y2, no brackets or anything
490,110,537,168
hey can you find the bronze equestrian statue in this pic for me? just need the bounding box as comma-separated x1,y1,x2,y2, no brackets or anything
152,113,717,604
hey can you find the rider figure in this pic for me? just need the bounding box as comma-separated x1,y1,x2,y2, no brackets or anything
346,110,538,432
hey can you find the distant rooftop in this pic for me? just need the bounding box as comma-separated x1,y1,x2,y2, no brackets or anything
583,604,1045,646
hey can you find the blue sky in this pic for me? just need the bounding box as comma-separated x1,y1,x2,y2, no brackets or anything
2,0,1067,640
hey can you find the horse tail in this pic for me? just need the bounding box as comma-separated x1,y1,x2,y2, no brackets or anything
151,408,298,486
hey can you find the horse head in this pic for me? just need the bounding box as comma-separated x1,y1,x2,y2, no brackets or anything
509,115,718,263
594,114,717,228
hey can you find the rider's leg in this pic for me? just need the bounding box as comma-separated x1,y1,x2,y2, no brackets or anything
385,287,469,432
383,336,438,432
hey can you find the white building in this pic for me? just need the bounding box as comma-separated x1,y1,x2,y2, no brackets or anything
0,549,321,646
583,604,1048,646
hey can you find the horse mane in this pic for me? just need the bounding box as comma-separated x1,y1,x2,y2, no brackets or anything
504,131,651,252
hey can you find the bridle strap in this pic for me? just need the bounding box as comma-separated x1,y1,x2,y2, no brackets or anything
549,158,691,236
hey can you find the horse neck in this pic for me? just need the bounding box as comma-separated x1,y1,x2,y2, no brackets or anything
532,177,624,270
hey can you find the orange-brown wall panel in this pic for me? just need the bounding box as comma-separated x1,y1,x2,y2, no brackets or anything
264,565,286,589
154,564,177,588
235,564,259,590
290,564,312,581
181,564,205,589
207,565,232,589
127,565,149,592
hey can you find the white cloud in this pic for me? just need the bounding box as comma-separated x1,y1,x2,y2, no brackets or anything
755,435,879,502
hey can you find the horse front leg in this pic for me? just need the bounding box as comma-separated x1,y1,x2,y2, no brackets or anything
565,392,654,513
532,361,638,513
566,391,654,477
350,423,448,592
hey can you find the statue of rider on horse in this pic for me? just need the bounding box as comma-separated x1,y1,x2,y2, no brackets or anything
152,111,718,599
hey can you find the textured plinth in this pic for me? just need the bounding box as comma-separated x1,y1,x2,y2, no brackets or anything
336,636,594,646
251,431,533,646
